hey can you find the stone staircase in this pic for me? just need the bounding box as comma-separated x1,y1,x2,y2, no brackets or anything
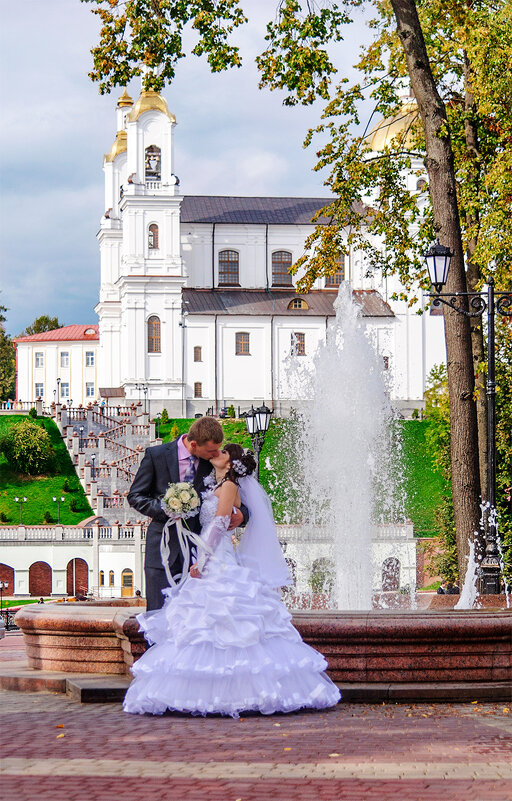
52,404,158,524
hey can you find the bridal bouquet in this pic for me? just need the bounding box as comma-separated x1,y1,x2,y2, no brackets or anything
160,482,201,588
162,482,200,521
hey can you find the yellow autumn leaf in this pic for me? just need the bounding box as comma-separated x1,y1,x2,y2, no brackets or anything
56,734,65,739
284,747,291,751
329,753,340,757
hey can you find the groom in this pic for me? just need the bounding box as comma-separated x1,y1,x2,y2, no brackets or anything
128,416,246,610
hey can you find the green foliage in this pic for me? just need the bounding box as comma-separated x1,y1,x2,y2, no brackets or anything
0,301,15,402
18,315,62,337
160,408,169,425
62,478,70,493
495,316,512,585
422,364,458,580
0,511,7,523
170,422,180,440
0,416,93,525
81,0,248,94
0,419,55,475
28,407,37,419
43,510,54,524
227,404,235,418
69,498,79,513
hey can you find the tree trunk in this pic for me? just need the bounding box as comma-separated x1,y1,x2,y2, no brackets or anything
463,51,488,504
390,0,481,581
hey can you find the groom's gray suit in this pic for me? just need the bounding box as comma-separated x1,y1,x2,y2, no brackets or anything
127,438,212,610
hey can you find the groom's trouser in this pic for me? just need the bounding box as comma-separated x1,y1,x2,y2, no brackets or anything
145,551,183,611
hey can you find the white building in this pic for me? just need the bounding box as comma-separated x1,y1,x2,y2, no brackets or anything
14,325,99,408
12,88,445,415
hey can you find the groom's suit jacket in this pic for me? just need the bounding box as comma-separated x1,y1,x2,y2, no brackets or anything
127,438,212,571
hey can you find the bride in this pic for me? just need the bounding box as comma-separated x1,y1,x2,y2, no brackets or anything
123,443,341,717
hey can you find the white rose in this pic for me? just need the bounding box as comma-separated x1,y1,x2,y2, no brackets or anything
180,491,191,502
168,498,181,511
189,496,199,508
178,482,189,490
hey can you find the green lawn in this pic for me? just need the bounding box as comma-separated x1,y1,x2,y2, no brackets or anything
158,418,445,533
0,416,93,526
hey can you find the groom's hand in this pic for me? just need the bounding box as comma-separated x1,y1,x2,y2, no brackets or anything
228,508,243,530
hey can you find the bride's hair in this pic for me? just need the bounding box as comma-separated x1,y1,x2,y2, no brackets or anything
223,443,256,483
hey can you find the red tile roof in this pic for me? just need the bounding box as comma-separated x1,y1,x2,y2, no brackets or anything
14,325,99,343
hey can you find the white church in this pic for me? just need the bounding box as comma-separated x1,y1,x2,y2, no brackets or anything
14,88,445,415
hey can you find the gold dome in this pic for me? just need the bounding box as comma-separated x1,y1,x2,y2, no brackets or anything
368,101,419,151
104,130,127,163
127,90,176,123
117,88,133,108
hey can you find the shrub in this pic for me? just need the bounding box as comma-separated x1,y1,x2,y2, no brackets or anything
0,512,8,523
0,419,55,475
227,404,236,418
170,422,180,440
69,498,78,513
63,479,70,493
28,407,37,419
161,408,169,424
43,511,54,524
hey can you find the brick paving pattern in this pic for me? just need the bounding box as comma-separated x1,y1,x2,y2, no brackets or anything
1,633,511,801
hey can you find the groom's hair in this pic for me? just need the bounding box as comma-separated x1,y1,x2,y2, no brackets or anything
188,416,223,445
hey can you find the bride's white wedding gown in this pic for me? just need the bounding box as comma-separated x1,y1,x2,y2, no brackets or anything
123,489,341,717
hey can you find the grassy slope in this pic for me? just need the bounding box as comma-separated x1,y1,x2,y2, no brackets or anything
0,416,93,525
159,418,444,535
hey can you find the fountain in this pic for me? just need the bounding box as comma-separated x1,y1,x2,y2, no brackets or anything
10,286,511,700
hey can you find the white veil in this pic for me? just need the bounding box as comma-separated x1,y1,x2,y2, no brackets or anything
237,475,292,589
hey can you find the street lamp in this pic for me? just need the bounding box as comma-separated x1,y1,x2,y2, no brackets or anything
135,383,148,414
14,496,27,525
424,241,512,594
155,412,161,439
0,580,8,619
91,454,96,480
243,403,273,479
56,378,61,404
79,426,84,450
52,496,65,524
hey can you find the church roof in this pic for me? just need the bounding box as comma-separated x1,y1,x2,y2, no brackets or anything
14,325,99,343
182,289,394,318
180,196,365,225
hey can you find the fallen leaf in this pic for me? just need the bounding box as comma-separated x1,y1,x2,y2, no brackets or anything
56,724,65,729
56,734,65,739
329,753,340,757
274,723,281,727
503,708,510,714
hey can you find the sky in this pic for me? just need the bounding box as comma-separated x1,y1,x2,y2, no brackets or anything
0,1,373,337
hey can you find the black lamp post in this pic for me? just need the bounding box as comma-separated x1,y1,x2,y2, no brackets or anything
79,426,84,450
56,378,61,404
424,239,512,594
91,454,96,480
156,412,161,439
0,580,8,619
14,496,27,525
135,383,148,414
243,403,272,479
52,496,65,524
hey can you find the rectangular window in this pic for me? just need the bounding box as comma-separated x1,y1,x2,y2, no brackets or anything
35,352,44,368
291,332,306,356
235,332,250,355
193,346,202,362
383,356,390,370
60,352,69,368
60,382,70,398
86,382,95,397
194,382,202,398
85,351,95,367
325,255,345,287
35,383,44,398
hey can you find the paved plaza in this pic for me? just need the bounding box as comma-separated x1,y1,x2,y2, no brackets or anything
1,632,511,801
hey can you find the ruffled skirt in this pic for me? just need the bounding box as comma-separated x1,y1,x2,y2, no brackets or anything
123,548,341,718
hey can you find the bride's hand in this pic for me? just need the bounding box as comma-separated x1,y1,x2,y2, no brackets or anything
190,563,201,579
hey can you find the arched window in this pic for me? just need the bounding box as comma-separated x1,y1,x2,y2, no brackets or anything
121,568,134,597
325,255,345,287
193,346,202,362
287,298,309,310
147,315,161,353
382,557,400,591
148,224,159,250
218,250,239,286
109,570,115,587
145,145,161,180
272,251,293,286
99,570,105,587
235,332,250,355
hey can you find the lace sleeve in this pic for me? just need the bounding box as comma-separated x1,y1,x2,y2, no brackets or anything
196,514,230,573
